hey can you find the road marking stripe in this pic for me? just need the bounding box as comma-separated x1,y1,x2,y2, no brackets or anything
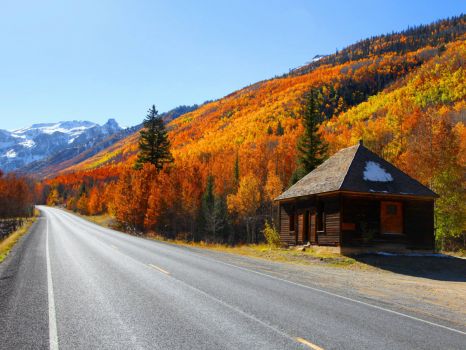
296,337,325,350
148,264,170,275
53,208,466,337
46,216,59,350
110,245,119,251
190,253,466,336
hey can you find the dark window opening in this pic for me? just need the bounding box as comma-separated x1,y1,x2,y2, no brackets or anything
317,202,325,232
289,214,295,232
386,204,397,215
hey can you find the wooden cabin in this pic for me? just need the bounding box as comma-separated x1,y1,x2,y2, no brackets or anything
275,141,438,253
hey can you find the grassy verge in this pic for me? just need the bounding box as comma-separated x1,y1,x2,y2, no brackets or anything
150,235,357,267
0,209,39,263
442,250,466,258
70,211,356,267
77,213,116,229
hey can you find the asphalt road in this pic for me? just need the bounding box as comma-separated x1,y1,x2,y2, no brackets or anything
0,206,465,350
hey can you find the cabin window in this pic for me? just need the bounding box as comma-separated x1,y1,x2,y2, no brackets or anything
386,204,397,215
289,214,295,232
317,202,325,232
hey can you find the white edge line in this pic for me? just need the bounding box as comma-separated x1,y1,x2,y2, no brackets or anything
46,215,59,350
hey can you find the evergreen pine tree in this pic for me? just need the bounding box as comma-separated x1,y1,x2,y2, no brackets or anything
275,120,284,136
267,125,273,135
234,153,240,188
295,90,328,179
135,105,174,171
203,175,215,213
288,167,308,186
201,175,227,242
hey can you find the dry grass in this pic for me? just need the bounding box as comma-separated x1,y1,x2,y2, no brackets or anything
80,213,116,229
0,209,39,263
148,234,356,267
443,250,466,258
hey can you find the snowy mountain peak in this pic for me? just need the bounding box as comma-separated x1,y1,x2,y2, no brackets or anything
12,120,98,136
311,54,327,63
0,119,122,172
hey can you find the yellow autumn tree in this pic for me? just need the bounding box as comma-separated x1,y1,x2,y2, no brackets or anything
264,171,282,202
264,169,283,224
227,174,262,243
47,188,60,206
76,194,89,215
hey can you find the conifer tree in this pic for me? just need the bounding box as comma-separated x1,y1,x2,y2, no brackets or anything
201,175,227,241
233,153,240,188
294,90,328,180
275,120,284,136
135,105,174,171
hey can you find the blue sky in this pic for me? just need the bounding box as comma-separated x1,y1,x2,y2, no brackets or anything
0,0,464,130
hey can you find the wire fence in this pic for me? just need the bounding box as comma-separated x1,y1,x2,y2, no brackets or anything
0,218,25,241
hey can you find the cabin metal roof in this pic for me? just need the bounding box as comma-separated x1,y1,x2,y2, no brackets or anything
275,142,438,201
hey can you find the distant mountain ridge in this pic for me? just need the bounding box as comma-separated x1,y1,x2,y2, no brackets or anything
0,119,122,173
0,103,202,176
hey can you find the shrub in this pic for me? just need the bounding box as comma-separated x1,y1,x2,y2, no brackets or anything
262,221,281,248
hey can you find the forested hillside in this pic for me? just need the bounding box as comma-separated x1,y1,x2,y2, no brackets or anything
39,15,466,250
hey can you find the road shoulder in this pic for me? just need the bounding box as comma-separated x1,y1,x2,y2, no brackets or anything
0,212,49,349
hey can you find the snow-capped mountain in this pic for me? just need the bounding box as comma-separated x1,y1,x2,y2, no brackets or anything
0,119,122,173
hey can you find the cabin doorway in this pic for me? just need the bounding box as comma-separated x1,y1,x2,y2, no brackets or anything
309,212,317,244
303,211,309,243
302,210,316,244
380,201,403,234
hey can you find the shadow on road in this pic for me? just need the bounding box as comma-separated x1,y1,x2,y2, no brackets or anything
352,254,466,282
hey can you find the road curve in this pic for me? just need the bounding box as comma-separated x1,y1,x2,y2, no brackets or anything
0,206,465,349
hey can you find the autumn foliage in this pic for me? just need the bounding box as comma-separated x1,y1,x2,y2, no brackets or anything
0,171,34,218
37,16,466,249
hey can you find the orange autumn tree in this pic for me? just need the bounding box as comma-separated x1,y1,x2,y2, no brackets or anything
113,165,156,231
88,187,104,215
0,172,34,218
144,179,162,232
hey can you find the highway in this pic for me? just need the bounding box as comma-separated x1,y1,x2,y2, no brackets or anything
0,206,465,349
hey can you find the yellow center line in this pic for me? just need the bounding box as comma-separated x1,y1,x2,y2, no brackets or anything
148,263,170,275
296,337,325,350
110,245,119,250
